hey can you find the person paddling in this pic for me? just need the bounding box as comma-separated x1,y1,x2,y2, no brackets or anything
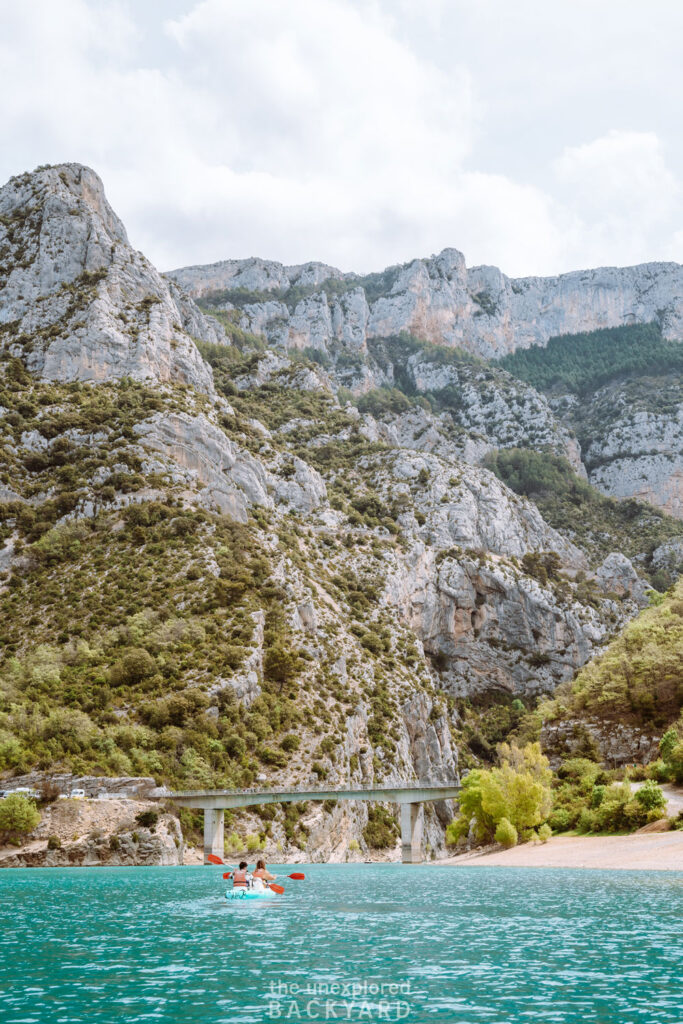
231,861,252,889
251,859,277,891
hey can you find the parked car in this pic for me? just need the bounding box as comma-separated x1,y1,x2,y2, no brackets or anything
69,788,86,800
7,787,38,799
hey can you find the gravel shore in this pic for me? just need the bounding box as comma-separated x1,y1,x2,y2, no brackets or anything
438,832,683,871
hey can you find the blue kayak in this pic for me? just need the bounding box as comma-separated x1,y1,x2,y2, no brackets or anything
225,888,280,901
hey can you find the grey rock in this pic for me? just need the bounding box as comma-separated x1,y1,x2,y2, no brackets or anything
0,164,216,392
133,411,272,520
596,553,649,603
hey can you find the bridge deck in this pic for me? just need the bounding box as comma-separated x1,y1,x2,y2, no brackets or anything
166,783,461,810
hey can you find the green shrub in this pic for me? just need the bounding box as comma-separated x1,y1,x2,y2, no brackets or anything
280,734,300,753
110,648,157,687
259,746,287,768
363,805,399,849
495,817,518,848
634,780,666,812
245,832,265,852
538,823,552,843
135,810,159,830
225,736,246,760
225,831,242,854
547,808,571,831
47,834,61,850
0,793,40,837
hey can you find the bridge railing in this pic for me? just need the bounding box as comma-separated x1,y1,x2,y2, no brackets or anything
169,780,460,798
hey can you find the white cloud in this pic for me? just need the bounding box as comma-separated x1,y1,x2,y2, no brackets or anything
0,0,682,277
553,131,681,268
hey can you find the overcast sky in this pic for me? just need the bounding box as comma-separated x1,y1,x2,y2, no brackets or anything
2,0,682,276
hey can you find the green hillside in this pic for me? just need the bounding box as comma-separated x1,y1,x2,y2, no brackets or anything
497,323,683,395
543,579,683,730
483,448,683,587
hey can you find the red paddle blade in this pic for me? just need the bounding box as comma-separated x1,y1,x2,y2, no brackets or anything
207,854,224,865
222,872,232,879
268,883,285,894
288,873,305,880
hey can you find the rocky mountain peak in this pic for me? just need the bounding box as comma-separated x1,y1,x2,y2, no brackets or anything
0,163,220,392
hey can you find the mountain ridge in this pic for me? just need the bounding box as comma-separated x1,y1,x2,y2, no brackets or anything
1,161,682,863
167,247,683,359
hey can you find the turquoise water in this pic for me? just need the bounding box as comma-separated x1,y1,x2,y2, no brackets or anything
1,864,681,1023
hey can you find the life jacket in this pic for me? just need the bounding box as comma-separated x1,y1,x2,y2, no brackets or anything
233,868,250,888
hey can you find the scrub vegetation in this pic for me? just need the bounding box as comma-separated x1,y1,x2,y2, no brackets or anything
484,448,683,586
541,580,683,730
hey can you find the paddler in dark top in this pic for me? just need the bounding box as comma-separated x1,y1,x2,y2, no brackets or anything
231,861,251,889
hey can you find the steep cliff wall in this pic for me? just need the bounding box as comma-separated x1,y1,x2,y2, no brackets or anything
168,248,683,359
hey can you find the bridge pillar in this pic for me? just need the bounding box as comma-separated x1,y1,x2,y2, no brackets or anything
400,802,423,864
203,808,224,864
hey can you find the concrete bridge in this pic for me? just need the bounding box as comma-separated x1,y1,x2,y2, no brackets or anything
168,783,461,864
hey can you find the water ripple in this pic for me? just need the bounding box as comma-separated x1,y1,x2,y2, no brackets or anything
0,865,681,1023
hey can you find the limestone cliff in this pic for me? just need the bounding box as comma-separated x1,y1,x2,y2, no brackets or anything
1,162,679,862
0,164,219,391
168,247,683,359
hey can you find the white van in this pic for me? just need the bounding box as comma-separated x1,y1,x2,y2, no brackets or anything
69,788,86,800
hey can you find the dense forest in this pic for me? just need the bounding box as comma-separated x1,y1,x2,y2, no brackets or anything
497,323,683,394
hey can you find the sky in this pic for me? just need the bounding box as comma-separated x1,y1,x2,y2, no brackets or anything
1,0,682,276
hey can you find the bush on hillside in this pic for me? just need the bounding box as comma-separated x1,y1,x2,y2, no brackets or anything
0,793,40,840
541,581,683,728
495,817,518,848
109,648,157,687
363,805,399,849
634,780,666,813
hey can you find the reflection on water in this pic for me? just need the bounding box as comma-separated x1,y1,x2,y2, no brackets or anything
0,864,681,1023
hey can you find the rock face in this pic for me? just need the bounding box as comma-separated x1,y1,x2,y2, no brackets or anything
0,164,218,391
578,385,683,517
378,349,584,472
169,256,344,297
372,449,616,697
133,411,273,521
0,798,184,868
541,717,661,768
169,247,683,359
596,553,649,604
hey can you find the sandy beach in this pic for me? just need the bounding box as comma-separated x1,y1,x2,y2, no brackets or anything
439,832,683,871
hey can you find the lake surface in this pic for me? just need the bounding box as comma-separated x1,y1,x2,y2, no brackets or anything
1,864,681,1023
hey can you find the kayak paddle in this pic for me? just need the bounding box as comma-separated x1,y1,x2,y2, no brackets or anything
268,883,285,894
287,873,305,880
207,854,224,865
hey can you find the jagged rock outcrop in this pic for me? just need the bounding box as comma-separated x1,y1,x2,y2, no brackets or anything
0,164,218,391
133,411,273,520
169,256,344,297
541,717,661,768
596,553,649,603
392,351,583,472
169,247,683,359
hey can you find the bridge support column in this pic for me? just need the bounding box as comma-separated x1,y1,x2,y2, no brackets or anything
203,808,224,864
400,802,423,864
